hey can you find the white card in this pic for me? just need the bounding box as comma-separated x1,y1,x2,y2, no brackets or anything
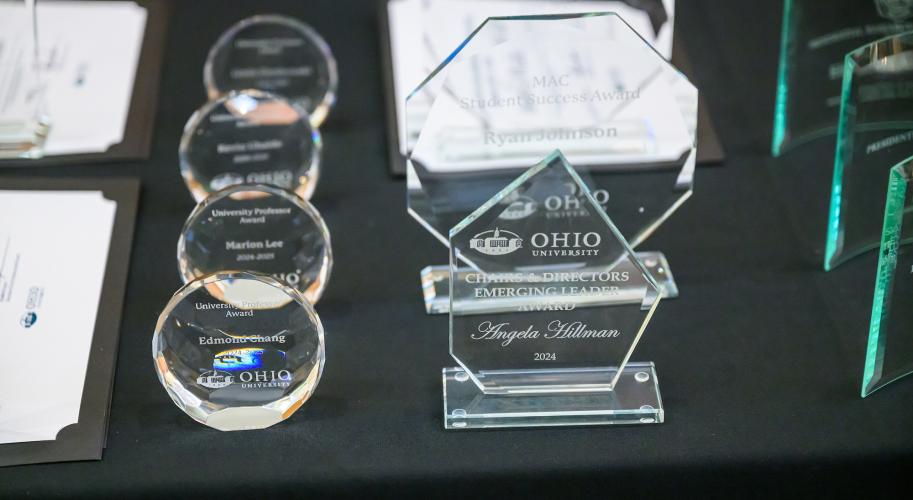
0,191,116,444
0,1,147,157
387,0,676,157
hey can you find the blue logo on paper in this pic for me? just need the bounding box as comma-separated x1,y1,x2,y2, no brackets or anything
20,312,38,328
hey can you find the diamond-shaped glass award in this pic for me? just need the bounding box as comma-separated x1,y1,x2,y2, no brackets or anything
772,0,913,156
444,151,663,429
153,271,325,431
863,155,913,396
824,32,913,271
407,13,695,313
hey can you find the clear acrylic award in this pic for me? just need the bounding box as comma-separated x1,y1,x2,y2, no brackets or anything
0,0,50,158
444,151,663,429
179,90,322,202
864,155,913,396
177,184,333,304
824,32,913,270
407,13,696,314
772,0,913,156
153,271,325,431
204,14,338,127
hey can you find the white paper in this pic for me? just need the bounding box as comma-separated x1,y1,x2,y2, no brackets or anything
387,0,676,157
0,1,147,156
0,190,116,444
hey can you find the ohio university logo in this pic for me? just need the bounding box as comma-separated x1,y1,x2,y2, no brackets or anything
469,229,523,255
197,370,234,389
876,0,913,21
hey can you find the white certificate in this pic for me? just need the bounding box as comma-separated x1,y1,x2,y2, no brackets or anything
0,191,116,444
387,0,676,159
0,1,147,157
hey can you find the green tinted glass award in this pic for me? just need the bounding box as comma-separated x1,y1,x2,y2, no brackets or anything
773,0,913,156
444,151,663,429
863,156,913,396
407,13,696,314
824,32,913,270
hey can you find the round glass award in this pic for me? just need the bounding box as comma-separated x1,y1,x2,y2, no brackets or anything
179,90,321,202
204,14,337,126
153,271,325,431
178,184,333,304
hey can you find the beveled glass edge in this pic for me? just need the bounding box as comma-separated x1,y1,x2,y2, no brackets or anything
151,270,327,425
404,11,692,157
447,150,663,392
203,13,338,127
863,156,913,397
824,31,913,271
771,0,795,157
405,12,698,252
176,183,334,304
178,89,322,203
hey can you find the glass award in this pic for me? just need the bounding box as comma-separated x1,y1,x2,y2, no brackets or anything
179,90,321,202
864,156,913,396
204,14,337,127
153,271,325,431
824,32,913,270
407,13,696,314
178,184,333,304
0,0,50,158
444,151,663,429
772,0,913,156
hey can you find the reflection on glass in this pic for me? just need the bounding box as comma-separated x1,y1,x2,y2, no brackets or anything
153,271,325,431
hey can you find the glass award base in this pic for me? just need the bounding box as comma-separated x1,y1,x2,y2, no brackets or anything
0,117,49,159
422,251,678,314
443,362,663,430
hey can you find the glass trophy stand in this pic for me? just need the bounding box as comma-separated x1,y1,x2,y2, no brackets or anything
180,90,322,202
153,271,325,431
0,0,50,158
824,31,913,271
177,184,333,304
204,14,338,127
444,152,663,429
864,155,913,396
772,0,913,156
406,13,696,314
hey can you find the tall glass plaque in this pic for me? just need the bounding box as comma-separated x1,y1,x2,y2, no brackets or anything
204,14,337,127
153,271,325,431
407,13,696,314
772,0,913,156
863,156,913,396
444,151,663,429
0,0,50,158
180,90,321,202
824,32,913,271
177,184,333,304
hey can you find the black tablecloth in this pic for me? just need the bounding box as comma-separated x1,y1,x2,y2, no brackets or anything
2,0,912,497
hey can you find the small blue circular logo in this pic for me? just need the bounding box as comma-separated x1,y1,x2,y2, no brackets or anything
20,312,38,328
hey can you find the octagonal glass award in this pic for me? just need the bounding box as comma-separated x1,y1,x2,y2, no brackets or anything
444,151,663,429
864,155,913,396
153,271,325,431
204,14,337,127
407,13,695,314
178,184,333,304
180,90,321,202
772,0,913,156
824,32,913,271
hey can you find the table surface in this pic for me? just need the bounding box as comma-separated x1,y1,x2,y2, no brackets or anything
2,0,912,497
